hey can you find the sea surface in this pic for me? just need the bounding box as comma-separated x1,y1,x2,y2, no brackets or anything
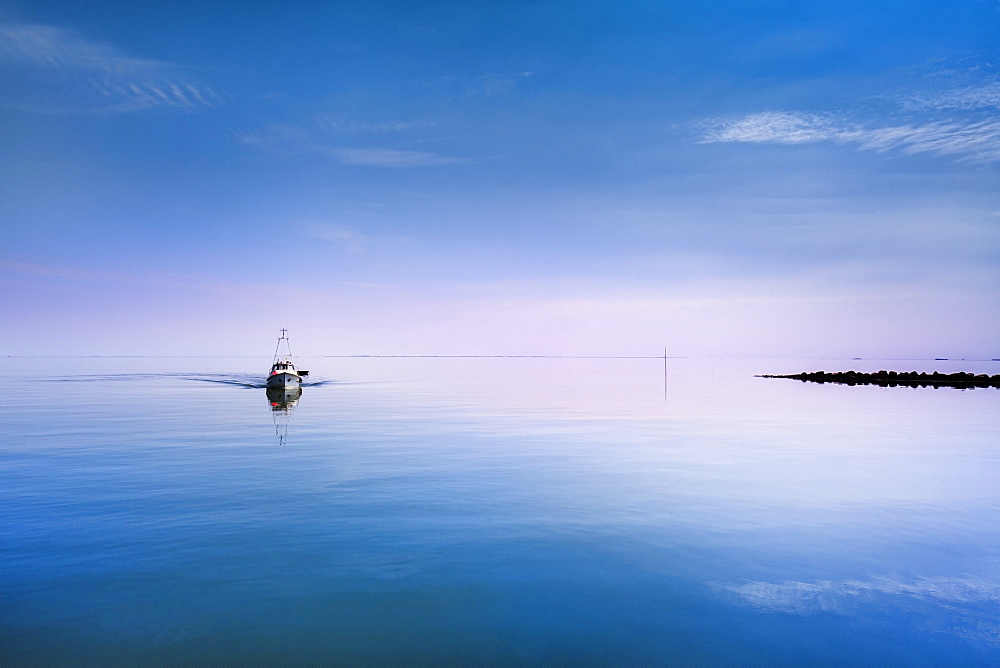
2,356,999,665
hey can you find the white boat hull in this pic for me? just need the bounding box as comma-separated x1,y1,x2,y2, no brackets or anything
266,372,301,388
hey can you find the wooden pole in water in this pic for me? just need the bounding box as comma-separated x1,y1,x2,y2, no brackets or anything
663,347,668,401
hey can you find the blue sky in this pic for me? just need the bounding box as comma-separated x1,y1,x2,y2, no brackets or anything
1,0,998,357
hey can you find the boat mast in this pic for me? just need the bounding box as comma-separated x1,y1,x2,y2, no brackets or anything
273,328,293,361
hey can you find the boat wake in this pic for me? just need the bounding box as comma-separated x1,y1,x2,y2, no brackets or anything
182,374,265,388
44,373,199,383
301,379,335,388
43,373,335,388
183,375,336,389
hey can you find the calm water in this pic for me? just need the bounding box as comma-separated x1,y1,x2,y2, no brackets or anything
2,356,999,665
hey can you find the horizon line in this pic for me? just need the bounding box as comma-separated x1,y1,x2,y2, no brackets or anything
2,354,997,361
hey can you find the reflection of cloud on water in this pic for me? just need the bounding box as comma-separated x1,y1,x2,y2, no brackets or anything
724,576,1000,613
719,575,1000,643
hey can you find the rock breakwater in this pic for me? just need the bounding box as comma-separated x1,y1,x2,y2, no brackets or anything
758,370,1000,388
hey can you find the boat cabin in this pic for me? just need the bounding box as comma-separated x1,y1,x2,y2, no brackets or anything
271,360,296,373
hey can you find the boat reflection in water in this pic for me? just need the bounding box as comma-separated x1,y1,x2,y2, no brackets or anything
266,386,301,446
267,386,302,411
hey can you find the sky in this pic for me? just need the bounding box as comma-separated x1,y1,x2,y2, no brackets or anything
1,0,998,358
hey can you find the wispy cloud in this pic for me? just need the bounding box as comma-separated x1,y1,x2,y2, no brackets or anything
0,259,128,282
903,81,1000,111
302,224,372,253
467,71,534,98
702,111,838,145
700,71,1000,163
302,223,409,252
315,116,434,134
232,122,310,150
326,147,466,167
701,110,1000,162
0,21,220,113
236,115,465,167
0,258,318,302
855,118,1000,160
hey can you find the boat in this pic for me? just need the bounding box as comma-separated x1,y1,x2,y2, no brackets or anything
266,329,309,389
